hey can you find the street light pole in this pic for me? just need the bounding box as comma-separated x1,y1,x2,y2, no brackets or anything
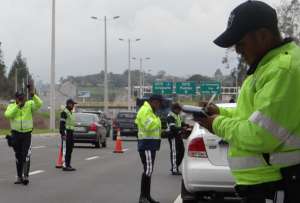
50,0,56,131
119,38,141,110
104,16,108,113
139,58,142,98
128,39,131,110
91,16,119,113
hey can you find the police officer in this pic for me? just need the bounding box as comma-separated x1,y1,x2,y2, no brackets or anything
167,103,185,175
4,82,43,185
198,1,300,202
59,99,77,171
135,94,162,203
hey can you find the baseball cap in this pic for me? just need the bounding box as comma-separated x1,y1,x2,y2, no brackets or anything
66,99,77,105
214,1,278,48
15,91,25,99
149,94,164,102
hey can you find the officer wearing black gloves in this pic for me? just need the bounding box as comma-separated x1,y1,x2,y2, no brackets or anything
4,81,43,185
167,103,186,175
60,99,77,171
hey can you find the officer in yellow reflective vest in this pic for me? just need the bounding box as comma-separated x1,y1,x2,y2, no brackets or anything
59,99,77,171
135,94,162,203
198,1,300,202
166,103,186,175
4,84,43,185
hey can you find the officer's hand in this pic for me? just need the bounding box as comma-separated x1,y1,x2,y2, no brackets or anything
199,101,219,115
27,80,35,97
195,115,218,133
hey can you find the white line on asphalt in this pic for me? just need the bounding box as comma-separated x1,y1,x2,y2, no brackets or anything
123,148,129,152
29,170,45,176
174,195,181,203
32,146,46,149
85,156,99,161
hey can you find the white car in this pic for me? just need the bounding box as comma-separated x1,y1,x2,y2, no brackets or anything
181,103,240,203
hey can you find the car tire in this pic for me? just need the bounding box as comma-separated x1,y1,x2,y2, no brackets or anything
181,179,197,203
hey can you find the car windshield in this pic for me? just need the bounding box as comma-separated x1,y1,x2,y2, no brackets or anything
75,113,98,123
117,113,136,119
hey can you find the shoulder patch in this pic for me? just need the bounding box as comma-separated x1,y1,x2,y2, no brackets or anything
278,53,292,70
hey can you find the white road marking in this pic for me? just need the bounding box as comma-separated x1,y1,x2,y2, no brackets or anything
29,170,45,176
174,195,181,203
85,156,99,161
123,148,129,152
32,146,46,149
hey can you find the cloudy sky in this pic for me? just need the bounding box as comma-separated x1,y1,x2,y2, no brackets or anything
0,0,281,82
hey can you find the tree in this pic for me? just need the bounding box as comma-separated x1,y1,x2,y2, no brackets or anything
8,51,31,96
277,0,300,44
214,68,223,81
0,42,9,98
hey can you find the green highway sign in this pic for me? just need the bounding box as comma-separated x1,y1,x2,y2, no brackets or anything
152,81,173,95
200,81,221,95
175,82,196,95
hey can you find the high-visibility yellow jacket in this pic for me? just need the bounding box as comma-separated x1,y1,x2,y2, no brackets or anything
4,95,43,133
213,41,300,185
135,101,161,151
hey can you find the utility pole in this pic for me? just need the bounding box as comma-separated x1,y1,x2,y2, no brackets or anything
50,0,56,131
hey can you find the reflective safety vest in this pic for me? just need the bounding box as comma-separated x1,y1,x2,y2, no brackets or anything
4,95,43,133
63,108,75,130
167,111,182,130
213,41,300,185
135,101,161,140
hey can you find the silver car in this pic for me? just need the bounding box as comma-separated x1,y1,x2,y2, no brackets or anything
181,103,240,203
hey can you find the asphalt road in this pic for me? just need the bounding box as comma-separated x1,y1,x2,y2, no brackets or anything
0,135,182,203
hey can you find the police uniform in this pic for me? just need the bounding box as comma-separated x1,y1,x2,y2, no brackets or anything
4,94,43,184
135,100,161,203
59,105,76,171
212,1,300,202
167,111,185,175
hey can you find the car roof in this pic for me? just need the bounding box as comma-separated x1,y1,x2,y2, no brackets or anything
74,112,98,117
216,103,236,108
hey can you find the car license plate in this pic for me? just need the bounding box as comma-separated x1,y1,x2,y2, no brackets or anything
75,127,86,132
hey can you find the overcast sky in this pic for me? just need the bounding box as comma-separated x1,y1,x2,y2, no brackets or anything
0,0,281,82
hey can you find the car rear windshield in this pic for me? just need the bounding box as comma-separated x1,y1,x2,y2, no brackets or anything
75,113,98,123
117,113,136,119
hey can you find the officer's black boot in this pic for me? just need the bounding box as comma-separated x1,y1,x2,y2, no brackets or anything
139,174,150,203
22,160,30,185
146,176,160,203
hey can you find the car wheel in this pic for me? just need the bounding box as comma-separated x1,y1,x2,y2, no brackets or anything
181,179,197,203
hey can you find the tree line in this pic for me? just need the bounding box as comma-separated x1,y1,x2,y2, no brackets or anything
0,43,30,99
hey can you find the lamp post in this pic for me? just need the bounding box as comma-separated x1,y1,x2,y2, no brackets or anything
119,38,141,110
91,16,120,113
50,0,56,131
132,57,151,98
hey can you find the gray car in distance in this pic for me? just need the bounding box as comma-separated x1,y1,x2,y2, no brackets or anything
73,113,107,148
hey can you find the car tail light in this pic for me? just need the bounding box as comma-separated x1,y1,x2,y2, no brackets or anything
188,137,208,158
89,123,97,132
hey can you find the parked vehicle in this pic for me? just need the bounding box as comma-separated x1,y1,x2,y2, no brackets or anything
112,111,137,140
82,110,111,137
181,103,240,203
73,113,107,148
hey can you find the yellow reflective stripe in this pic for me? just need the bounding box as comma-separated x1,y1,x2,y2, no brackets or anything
228,156,267,170
138,136,160,140
249,111,300,148
270,151,300,166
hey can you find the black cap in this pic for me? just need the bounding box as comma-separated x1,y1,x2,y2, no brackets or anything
149,94,164,102
15,91,25,99
214,1,278,48
66,99,77,105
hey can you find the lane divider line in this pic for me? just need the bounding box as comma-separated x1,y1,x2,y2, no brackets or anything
123,148,129,152
85,156,99,161
174,194,181,203
32,146,46,149
29,170,45,176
